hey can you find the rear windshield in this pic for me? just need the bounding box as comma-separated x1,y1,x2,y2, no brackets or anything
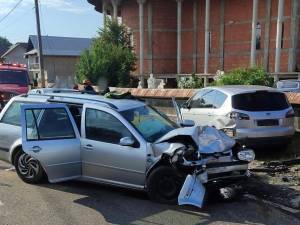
0,69,29,85
232,91,289,111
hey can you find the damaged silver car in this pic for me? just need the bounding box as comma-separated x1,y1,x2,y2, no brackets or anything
0,92,255,208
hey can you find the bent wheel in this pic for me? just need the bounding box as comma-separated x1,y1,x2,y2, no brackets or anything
14,151,45,184
147,166,184,204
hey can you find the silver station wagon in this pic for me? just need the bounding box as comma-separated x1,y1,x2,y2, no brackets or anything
0,91,254,207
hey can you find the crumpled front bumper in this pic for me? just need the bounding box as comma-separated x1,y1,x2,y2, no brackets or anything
206,161,249,180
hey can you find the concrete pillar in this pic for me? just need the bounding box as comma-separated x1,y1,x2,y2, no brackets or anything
250,0,258,67
204,0,210,74
177,0,183,74
111,0,121,20
192,0,198,73
275,0,285,73
147,1,153,73
288,0,299,72
103,0,107,26
219,0,225,70
138,0,146,87
263,0,271,71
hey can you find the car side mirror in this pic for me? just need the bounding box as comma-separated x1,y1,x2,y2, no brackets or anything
180,119,195,127
120,137,135,146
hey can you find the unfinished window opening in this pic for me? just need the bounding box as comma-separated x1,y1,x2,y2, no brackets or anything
281,23,284,48
256,22,261,50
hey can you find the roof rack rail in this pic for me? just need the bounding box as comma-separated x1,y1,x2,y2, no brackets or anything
28,93,118,109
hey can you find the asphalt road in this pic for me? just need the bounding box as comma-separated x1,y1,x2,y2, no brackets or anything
0,160,299,225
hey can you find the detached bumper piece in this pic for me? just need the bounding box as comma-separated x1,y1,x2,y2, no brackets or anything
178,161,250,208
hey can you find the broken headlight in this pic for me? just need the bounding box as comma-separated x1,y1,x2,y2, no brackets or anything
222,128,236,137
237,149,255,162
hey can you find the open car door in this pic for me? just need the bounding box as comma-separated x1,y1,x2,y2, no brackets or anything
20,104,81,183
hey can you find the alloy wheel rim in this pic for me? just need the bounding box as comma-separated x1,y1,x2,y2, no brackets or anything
18,153,40,179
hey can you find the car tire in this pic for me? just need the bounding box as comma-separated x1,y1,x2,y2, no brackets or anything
14,151,45,184
146,166,184,204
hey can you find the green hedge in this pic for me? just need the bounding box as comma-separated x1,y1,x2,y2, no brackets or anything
214,68,274,87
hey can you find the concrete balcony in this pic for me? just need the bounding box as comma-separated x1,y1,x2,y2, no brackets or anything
28,63,40,71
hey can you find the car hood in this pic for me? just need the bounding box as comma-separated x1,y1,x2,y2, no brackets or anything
155,126,235,154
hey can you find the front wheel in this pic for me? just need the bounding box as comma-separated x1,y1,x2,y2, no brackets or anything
14,151,45,184
146,166,184,204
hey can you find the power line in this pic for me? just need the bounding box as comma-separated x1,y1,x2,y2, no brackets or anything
0,7,34,33
0,0,24,24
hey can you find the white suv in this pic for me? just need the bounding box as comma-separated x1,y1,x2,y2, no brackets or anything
181,85,295,147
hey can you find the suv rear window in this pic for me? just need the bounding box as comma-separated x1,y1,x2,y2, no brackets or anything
0,70,29,86
232,91,289,111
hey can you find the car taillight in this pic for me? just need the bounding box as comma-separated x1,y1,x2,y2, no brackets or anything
286,109,295,118
228,112,250,120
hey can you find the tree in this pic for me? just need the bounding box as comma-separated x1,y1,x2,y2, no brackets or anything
75,20,136,87
0,36,12,57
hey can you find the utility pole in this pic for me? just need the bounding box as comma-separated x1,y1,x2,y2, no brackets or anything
34,0,45,88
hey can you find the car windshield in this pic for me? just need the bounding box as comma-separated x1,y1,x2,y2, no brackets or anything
121,105,178,143
0,70,29,85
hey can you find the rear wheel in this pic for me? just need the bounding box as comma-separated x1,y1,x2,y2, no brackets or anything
147,166,184,204
14,151,45,184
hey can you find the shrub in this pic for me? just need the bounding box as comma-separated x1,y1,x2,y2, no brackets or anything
177,73,203,89
215,67,273,87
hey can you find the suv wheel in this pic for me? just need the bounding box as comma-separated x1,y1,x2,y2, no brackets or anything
14,151,45,184
147,166,184,204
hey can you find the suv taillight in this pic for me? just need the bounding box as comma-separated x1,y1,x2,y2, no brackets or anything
286,109,295,118
229,112,250,120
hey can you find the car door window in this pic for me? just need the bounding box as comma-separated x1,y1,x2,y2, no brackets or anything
1,102,23,126
190,90,216,108
25,108,75,141
85,108,133,145
189,90,209,108
213,90,227,108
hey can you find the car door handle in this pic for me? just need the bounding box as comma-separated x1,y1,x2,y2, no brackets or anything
83,144,94,150
31,146,42,153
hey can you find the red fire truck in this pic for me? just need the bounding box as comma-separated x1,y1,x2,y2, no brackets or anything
0,63,30,109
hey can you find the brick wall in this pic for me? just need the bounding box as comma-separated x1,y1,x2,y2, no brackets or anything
120,0,296,76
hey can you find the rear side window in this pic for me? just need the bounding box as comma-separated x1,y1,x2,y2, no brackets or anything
232,91,289,111
1,102,23,126
214,90,227,108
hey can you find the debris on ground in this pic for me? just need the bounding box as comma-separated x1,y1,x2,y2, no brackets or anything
246,160,300,211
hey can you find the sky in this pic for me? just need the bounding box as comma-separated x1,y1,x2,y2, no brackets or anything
0,0,104,44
